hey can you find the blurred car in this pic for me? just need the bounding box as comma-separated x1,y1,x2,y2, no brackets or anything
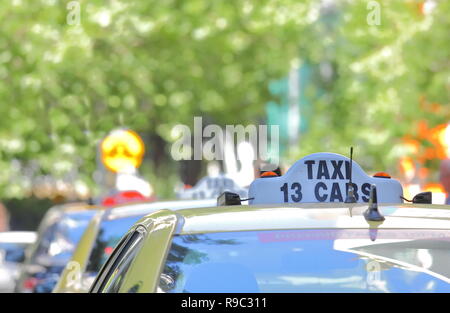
89,202,450,293
53,199,217,293
89,152,450,293
0,231,37,292
15,202,99,293
176,175,248,200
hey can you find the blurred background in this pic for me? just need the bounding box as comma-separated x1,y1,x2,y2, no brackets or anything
0,0,449,231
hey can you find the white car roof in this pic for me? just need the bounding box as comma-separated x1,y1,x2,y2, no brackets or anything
0,231,37,244
105,199,218,220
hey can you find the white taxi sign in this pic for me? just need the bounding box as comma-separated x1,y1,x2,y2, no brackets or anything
177,175,249,200
249,152,403,205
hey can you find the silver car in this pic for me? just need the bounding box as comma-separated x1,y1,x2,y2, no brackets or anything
0,231,37,292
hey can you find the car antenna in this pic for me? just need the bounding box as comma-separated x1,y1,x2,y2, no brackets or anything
363,184,385,222
345,147,357,203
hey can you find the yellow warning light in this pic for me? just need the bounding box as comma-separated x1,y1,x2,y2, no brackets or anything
101,129,145,173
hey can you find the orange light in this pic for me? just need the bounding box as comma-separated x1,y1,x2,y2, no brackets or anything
261,171,278,178
101,129,145,173
373,172,391,178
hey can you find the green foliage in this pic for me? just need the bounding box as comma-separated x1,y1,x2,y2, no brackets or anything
288,1,449,173
0,0,448,198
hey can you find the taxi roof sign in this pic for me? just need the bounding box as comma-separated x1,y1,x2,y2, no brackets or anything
249,152,403,205
177,175,249,200
101,129,145,173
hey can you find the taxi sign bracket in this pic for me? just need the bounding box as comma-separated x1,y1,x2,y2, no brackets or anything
217,192,254,206
217,192,241,206
412,192,432,204
400,191,432,204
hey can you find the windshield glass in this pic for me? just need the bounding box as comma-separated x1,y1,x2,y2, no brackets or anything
161,229,450,293
32,210,96,266
85,215,142,274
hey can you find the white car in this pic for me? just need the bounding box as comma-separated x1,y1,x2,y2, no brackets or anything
0,231,37,292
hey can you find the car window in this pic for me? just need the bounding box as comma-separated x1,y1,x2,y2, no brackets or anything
86,215,142,275
90,231,132,292
31,211,96,265
94,228,145,293
0,242,28,263
160,229,450,293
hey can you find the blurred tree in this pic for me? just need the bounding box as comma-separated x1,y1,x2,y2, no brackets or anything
0,0,304,198
283,0,450,175
0,0,448,199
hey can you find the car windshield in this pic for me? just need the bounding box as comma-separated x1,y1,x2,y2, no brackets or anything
33,210,96,266
85,215,142,274
161,229,450,293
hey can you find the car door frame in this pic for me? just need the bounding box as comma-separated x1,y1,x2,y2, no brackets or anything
118,210,181,293
89,225,144,292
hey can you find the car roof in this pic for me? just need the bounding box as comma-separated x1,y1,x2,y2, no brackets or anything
104,198,218,220
137,203,450,235
0,231,37,244
58,202,100,213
